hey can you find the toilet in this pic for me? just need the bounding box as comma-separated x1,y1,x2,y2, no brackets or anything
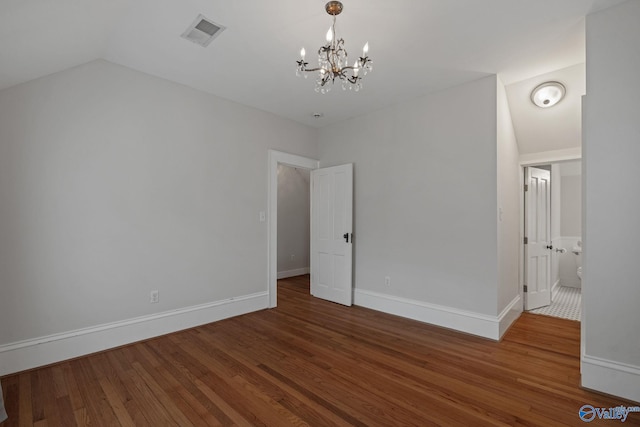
572,240,582,280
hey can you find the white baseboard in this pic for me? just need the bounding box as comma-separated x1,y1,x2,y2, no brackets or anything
582,355,640,403
0,292,268,377
354,289,521,341
498,295,523,339
277,267,309,279
561,281,581,289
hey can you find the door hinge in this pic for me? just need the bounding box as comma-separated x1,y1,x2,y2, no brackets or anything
524,184,528,192
524,285,528,292
523,237,528,244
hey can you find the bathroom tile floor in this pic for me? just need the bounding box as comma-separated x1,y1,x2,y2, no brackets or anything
528,286,581,321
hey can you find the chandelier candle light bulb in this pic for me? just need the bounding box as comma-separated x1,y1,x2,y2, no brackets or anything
295,1,373,93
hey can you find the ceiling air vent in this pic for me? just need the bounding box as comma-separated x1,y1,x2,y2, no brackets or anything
181,14,225,47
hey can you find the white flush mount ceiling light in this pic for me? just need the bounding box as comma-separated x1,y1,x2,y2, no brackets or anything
296,1,373,93
531,81,566,108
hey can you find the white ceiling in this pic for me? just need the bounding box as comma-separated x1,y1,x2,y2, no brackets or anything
0,0,627,130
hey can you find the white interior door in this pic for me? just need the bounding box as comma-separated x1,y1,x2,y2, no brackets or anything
524,166,552,310
311,164,353,306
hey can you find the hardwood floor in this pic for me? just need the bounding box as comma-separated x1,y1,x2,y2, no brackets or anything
1,275,638,426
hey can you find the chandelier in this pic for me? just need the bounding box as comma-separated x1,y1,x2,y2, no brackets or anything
296,1,373,93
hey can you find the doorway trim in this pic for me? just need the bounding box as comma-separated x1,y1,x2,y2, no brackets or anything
267,150,319,308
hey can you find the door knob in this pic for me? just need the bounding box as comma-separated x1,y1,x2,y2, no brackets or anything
546,245,553,250
343,233,349,243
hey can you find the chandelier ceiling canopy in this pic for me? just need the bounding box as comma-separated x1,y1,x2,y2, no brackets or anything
296,1,373,94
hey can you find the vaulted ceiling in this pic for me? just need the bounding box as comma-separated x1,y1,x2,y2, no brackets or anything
0,0,627,133
506,63,585,155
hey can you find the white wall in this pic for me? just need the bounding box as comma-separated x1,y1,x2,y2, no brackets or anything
496,77,522,323
318,76,510,338
0,60,317,372
583,0,640,402
277,165,310,277
558,161,582,288
560,165,582,237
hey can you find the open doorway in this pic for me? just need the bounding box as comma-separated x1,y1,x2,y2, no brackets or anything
267,151,354,308
267,150,318,307
276,164,311,288
522,160,582,321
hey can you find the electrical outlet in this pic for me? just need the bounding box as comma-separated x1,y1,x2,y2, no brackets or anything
150,290,159,303
385,276,391,287
291,254,295,260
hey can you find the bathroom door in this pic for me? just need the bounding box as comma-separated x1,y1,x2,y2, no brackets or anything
524,167,552,310
310,164,353,306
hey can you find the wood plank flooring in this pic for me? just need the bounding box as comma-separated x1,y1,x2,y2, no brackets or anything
1,275,638,426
